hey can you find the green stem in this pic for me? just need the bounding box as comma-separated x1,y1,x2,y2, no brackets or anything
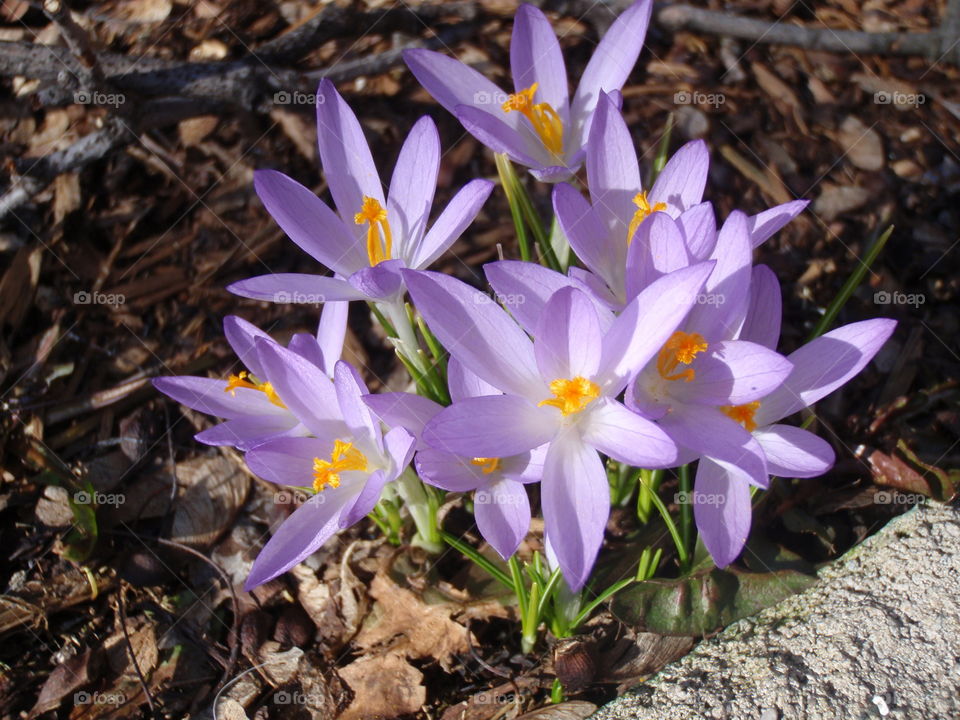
495,153,532,262
678,464,694,572
571,576,635,629
440,531,512,588
395,469,442,553
646,483,689,567
636,468,662,524
648,112,675,187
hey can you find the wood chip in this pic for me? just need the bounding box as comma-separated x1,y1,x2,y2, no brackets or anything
837,115,884,171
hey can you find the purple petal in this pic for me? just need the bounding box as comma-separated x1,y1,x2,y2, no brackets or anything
383,425,416,479
341,468,390,527
534,287,602,380
597,262,713,393
388,116,440,254
227,274,366,303
692,458,752,568
529,163,579,183
748,199,808,248
223,315,273,379
455,105,543,168
541,435,608,590
511,4,569,113
553,182,622,294
334,361,380,451
315,79,384,226
670,340,793,406
659,406,768,488
245,436,330,486
416,449,488,492
287,334,324,371
347,259,404,300
153,376,279,418
677,202,717,260
317,300,348,375
256,340,350,438
412,179,494,269
586,92,640,238
503,443,548,483
739,265,782,349
649,140,709,214
447,355,500,402
403,269,542,398
475,477,531,560
625,211,690,300
755,424,834,478
755,319,897,425
568,266,621,309
403,49,521,131
195,414,302,451
570,0,653,144
422,395,556,458
254,169,364,275
245,489,356,589
581,397,677,468
362,392,442,447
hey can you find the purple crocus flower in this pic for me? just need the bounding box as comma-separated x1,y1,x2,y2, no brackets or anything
404,1,653,181
152,304,347,451
688,267,897,566
228,79,493,306
242,341,415,589
404,263,714,589
553,91,808,307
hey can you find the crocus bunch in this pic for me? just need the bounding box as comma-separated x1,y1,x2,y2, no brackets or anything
156,0,894,634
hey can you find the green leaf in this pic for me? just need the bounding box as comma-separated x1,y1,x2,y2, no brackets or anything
611,565,815,636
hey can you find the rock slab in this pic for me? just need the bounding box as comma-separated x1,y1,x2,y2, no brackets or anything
592,503,960,720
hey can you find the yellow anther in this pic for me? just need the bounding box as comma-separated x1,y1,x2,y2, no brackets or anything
471,457,501,475
502,82,564,157
312,439,368,493
224,370,285,408
656,331,708,383
626,191,667,245
720,401,761,432
538,376,600,416
354,196,392,266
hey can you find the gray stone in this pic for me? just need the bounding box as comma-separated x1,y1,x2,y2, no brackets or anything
592,502,960,720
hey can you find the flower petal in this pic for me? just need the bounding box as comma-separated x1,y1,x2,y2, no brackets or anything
422,395,556,458
245,436,331,486
195,415,302,451
511,4,568,112
227,274,366,303
153,376,280,418
416,449,489,492
586,91,640,238
755,319,897,425
253,169,364,274
341,468,390,527
455,105,544,168
748,199,808,248
670,340,793,406
412,179,494,269
316,79,384,226
677,201,717,260
738,265,781,349
581,397,677,468
541,434,608,590
447,355,500,401
223,315,273,379
755,424,835,478
625,211,690,300
403,269,543,398
553,182,622,294
316,300,349,376
649,140,709,214
692,458,752,568
334,361,380,451
362,392,442,447
388,116,440,254
347,259,404,301
534,287,602,380
475,477,531,560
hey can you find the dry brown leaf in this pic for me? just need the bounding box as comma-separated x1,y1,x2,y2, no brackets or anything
215,698,250,720
35,485,74,527
515,701,598,719
53,172,81,224
812,184,870,222
189,39,229,61
0,244,41,332
104,621,158,679
29,648,100,717
178,116,219,147
269,109,319,161
836,115,884,171
0,595,42,635
110,0,172,23
354,570,471,669
337,652,426,720
752,62,807,133
291,564,350,648
169,454,249,548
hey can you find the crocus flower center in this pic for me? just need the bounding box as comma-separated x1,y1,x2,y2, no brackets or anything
224,370,285,408
471,457,501,474
626,191,667,245
720,402,761,432
354,196,393,266
502,82,564,157
538,376,600,416
312,439,368,493
657,331,708,383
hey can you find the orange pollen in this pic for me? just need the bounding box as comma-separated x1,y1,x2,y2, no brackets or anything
502,82,564,156
354,196,392,266
720,401,761,432
538,376,601,416
626,191,667,245
312,439,368,493
470,457,501,474
656,331,708,382
224,370,285,408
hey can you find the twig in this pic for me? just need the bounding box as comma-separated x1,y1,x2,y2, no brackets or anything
41,0,106,90
117,583,160,718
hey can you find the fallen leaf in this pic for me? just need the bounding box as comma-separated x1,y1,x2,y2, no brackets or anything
837,115,884,171
515,701,598,719
270,109,319,161
337,652,425,720
29,648,100,717
178,116,219,147
169,454,249,548
812,184,870,221
0,244,42,332
53,172,81,224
